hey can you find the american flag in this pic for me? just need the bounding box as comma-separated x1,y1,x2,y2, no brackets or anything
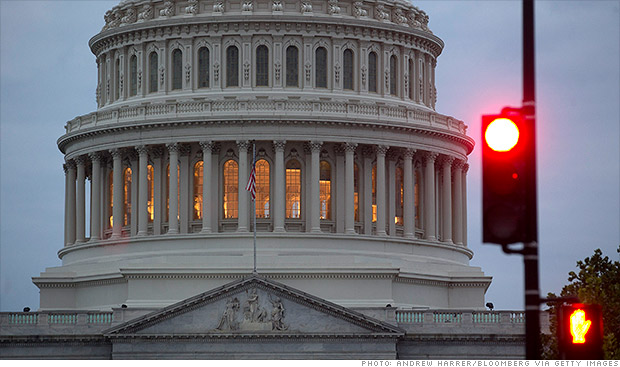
246,163,256,200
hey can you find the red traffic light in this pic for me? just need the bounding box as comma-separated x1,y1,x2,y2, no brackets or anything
484,117,520,152
558,303,604,359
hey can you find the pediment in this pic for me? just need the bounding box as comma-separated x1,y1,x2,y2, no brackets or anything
105,275,403,338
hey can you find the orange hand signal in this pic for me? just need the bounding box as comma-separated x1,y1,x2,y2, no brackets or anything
570,309,592,344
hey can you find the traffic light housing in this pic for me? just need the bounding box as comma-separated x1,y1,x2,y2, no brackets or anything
558,303,604,359
481,108,537,245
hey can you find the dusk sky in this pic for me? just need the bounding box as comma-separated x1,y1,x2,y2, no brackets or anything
1,0,618,312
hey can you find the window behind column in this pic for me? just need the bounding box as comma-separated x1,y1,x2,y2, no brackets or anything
286,46,299,87
315,47,327,88
255,159,270,218
198,47,210,88
286,160,301,219
193,161,203,220
319,160,331,220
395,166,403,225
147,165,154,222
256,45,269,87
226,46,239,87
354,163,359,221
123,167,132,226
129,55,137,96
223,160,238,219
368,51,377,93
343,49,353,90
165,164,180,222
108,171,114,228
172,49,182,90
149,52,158,93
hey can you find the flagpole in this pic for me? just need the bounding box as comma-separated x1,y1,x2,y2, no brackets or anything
252,141,257,275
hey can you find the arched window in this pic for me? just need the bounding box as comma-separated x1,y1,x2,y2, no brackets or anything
198,47,210,88
123,167,132,226
255,159,270,218
129,55,137,96
149,51,158,93
395,166,403,226
368,51,377,93
147,165,154,222
315,47,327,88
354,163,360,221
255,45,269,87
408,58,414,100
372,163,377,222
115,58,121,100
286,159,301,219
286,46,299,87
390,55,397,96
226,46,239,87
319,160,331,220
172,49,182,90
343,49,353,90
193,161,203,220
165,164,180,222
108,170,114,228
223,160,238,218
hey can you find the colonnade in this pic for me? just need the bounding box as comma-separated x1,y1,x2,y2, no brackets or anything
63,140,468,247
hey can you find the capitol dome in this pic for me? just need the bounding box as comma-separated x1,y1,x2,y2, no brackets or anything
37,0,489,311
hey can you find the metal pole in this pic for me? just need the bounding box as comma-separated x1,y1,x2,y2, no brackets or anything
252,142,257,275
523,0,540,359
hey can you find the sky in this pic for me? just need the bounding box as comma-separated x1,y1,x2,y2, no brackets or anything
1,0,618,312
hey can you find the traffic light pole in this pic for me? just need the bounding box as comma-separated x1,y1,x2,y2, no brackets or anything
522,0,540,360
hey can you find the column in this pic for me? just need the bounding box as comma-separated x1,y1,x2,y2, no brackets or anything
110,149,123,240
273,141,286,232
200,141,213,233
424,152,438,241
179,146,190,234
344,143,357,234
89,152,102,241
442,156,454,244
375,145,388,236
167,143,179,234
403,148,415,238
130,152,138,237
151,147,164,236
237,141,250,232
65,160,76,246
75,157,86,244
136,146,149,236
453,160,464,245
362,147,373,235
309,141,323,233
462,163,469,246
388,154,396,236
335,146,345,233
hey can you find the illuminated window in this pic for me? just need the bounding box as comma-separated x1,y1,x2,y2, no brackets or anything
368,51,377,93
123,167,132,226
256,45,269,87
108,170,114,228
319,160,331,220
343,49,353,90
165,164,180,222
372,163,377,222
315,47,327,88
193,161,203,220
226,46,239,87
395,166,403,225
172,49,182,90
149,51,158,93
390,55,397,96
354,163,359,222
223,160,238,219
286,160,301,219
255,159,270,218
147,165,154,222
129,55,137,96
286,46,299,87
198,47,210,88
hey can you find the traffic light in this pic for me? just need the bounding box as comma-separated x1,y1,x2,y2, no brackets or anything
558,303,604,359
481,108,537,245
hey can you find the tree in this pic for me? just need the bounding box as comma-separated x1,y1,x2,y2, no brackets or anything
542,245,620,359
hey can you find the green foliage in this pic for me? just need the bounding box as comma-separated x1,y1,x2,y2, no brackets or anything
542,245,620,359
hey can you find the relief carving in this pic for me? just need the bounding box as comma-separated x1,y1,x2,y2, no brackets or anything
214,288,288,332
353,2,367,18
